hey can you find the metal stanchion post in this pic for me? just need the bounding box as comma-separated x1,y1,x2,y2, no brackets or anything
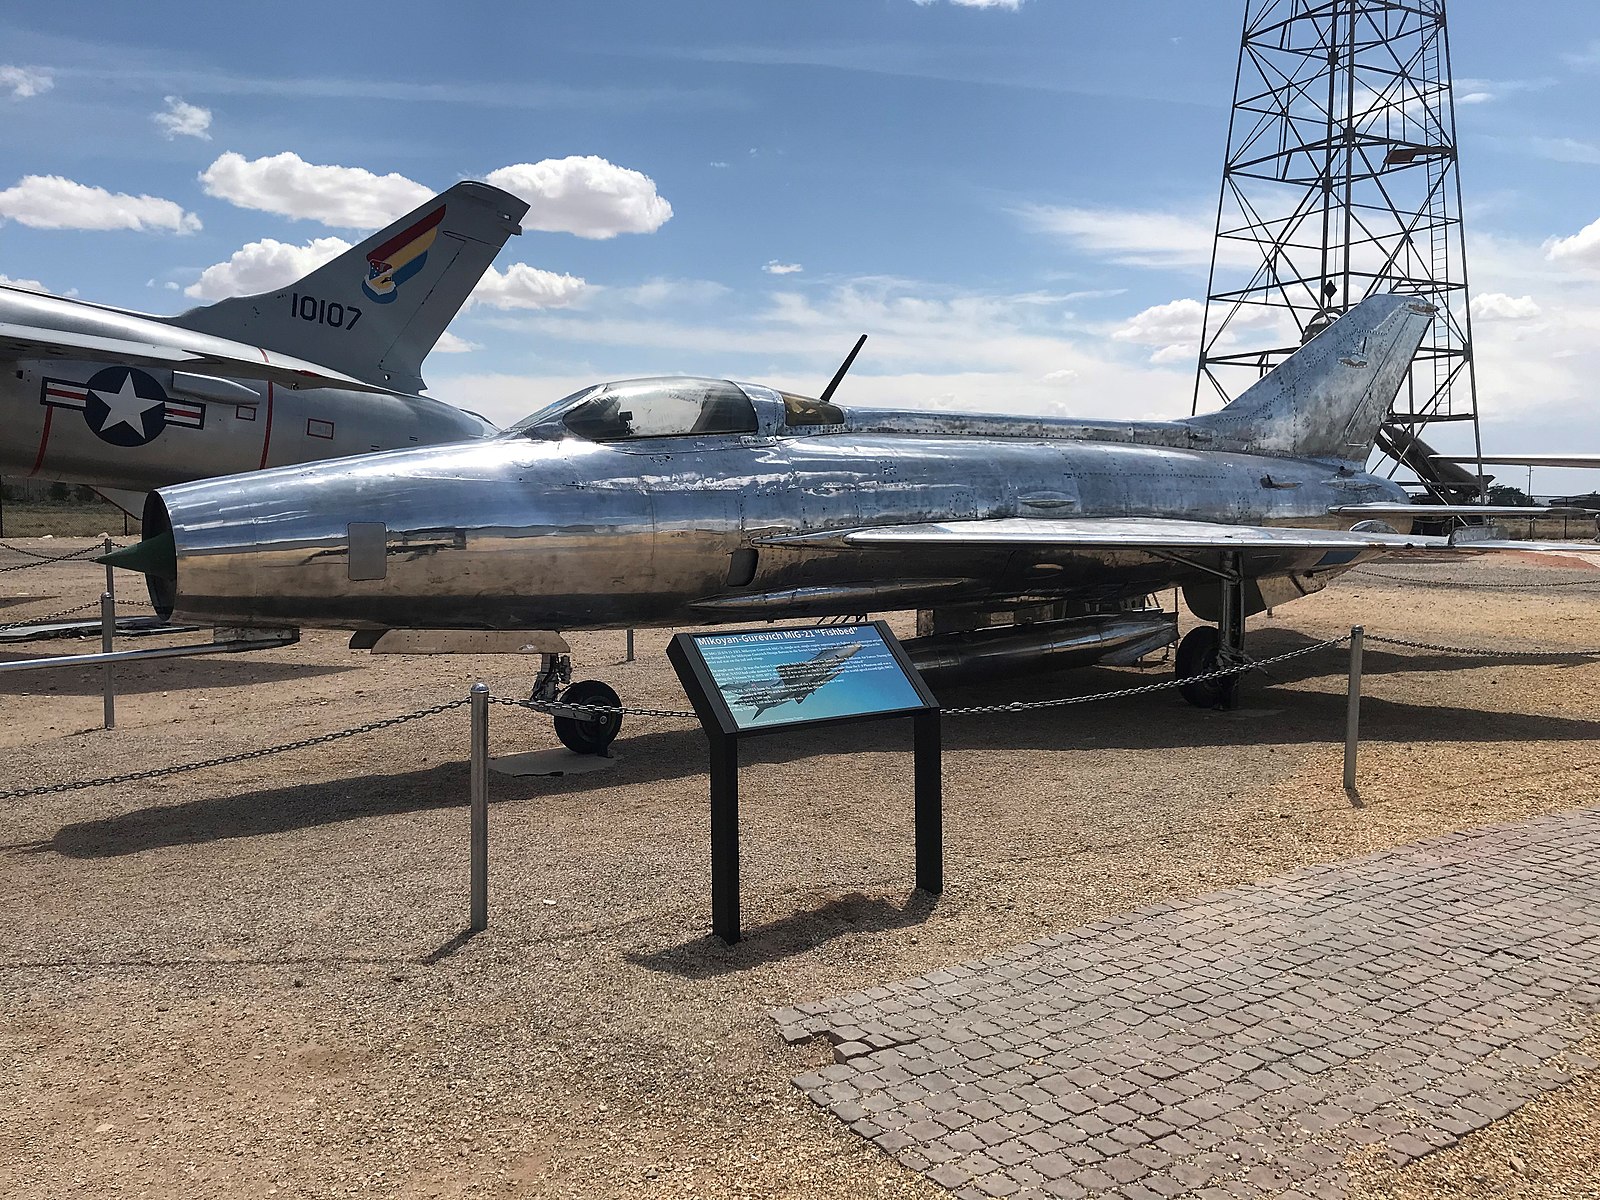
470,682,489,932
100,591,116,730
625,628,635,663
102,533,114,598
1344,626,1363,792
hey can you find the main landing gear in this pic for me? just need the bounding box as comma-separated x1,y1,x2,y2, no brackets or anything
1175,552,1248,710
530,652,623,755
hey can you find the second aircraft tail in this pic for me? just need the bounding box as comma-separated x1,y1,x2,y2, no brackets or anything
166,181,529,394
1183,293,1436,461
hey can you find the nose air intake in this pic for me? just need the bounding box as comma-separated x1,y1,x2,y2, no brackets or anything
98,493,177,619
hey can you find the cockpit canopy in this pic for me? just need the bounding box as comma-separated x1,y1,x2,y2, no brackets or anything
508,376,847,441
510,378,758,442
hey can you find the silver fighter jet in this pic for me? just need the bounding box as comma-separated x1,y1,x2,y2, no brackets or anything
104,294,1599,751
0,181,528,514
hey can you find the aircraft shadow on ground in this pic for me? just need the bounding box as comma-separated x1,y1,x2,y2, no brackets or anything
0,655,351,695
21,761,471,860
627,888,937,979
23,629,1600,861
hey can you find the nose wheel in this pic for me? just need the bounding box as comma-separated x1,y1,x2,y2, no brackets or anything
529,652,623,755
552,680,623,755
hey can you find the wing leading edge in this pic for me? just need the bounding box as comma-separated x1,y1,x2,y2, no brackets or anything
0,322,395,395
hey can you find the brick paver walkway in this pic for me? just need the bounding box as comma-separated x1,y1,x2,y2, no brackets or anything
773,808,1600,1199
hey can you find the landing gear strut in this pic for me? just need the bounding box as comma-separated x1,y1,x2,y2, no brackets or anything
1176,552,1248,710
530,652,623,755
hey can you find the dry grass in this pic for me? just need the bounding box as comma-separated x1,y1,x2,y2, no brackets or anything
2,544,1599,1197
0,500,139,538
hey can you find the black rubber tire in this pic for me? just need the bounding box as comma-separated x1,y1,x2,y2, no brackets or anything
553,680,623,755
1176,626,1236,710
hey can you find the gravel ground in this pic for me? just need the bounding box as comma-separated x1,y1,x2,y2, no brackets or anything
3,542,1600,1198
1349,1036,1600,1200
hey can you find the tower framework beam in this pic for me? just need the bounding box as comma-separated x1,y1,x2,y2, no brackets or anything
1194,0,1486,503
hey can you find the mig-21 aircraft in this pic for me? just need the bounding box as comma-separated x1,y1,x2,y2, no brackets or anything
104,293,1600,753
0,181,527,515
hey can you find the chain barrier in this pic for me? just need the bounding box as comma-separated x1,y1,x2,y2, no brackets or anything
0,698,469,801
0,541,107,573
492,695,698,720
1353,567,1600,590
10,625,1599,802
1363,633,1600,660
942,636,1349,716
0,599,101,632
0,597,151,633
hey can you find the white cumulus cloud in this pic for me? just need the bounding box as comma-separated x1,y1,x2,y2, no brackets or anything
154,96,212,140
763,261,804,275
485,157,672,239
468,263,589,310
1472,293,1541,321
0,175,200,233
185,235,587,311
0,273,49,293
0,66,51,99
1544,217,1600,270
1112,298,1206,346
433,331,480,354
199,151,431,229
184,236,352,300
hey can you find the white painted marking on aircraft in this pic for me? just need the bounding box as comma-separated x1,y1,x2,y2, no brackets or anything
94,374,163,436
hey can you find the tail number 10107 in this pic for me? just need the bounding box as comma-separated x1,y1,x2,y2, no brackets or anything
290,293,362,331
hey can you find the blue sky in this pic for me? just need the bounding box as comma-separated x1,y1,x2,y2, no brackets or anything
4,1,1600,489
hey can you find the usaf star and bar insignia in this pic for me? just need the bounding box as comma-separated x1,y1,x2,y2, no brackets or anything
40,366,205,448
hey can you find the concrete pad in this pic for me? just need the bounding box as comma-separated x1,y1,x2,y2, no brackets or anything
489,748,619,777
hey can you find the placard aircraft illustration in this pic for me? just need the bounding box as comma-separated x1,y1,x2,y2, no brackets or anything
105,294,1600,752
0,181,528,515
722,642,865,718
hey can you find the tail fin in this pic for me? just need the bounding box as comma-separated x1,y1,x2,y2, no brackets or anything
167,181,529,394
1183,294,1436,460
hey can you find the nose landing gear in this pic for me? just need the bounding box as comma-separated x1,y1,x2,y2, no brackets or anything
530,652,623,755
552,680,623,755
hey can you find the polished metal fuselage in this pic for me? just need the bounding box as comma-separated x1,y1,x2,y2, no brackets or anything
153,384,1408,631
0,287,492,492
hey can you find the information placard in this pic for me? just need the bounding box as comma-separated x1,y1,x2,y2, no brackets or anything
667,620,942,943
683,622,931,733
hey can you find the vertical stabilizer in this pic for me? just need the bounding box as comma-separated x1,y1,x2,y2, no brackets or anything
166,181,528,394
1183,294,1436,460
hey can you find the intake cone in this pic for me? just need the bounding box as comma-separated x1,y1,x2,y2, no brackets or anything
97,531,176,581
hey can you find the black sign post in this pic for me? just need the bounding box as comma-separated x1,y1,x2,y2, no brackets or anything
667,621,942,944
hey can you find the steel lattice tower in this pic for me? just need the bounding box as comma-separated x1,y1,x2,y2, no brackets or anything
1193,0,1485,502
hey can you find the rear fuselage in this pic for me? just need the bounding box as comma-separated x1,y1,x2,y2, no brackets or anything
0,287,493,491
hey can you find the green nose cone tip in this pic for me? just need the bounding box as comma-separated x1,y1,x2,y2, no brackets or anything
97,531,177,581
